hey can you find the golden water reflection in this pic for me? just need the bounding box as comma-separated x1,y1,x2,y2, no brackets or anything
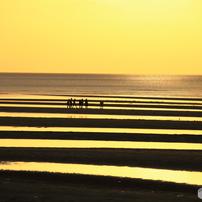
0,126,202,135
0,161,202,185
1,112,202,122
0,139,202,150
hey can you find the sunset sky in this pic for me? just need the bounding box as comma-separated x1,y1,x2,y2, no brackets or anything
0,0,202,75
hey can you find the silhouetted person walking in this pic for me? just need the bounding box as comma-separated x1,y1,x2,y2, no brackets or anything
73,99,76,108
81,99,84,108
100,101,104,109
67,99,70,108
79,99,83,108
70,98,73,108
85,99,88,108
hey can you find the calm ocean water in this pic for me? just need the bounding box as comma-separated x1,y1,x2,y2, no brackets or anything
0,73,202,98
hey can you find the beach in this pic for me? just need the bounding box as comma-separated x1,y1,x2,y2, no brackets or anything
0,95,202,201
1,0,202,198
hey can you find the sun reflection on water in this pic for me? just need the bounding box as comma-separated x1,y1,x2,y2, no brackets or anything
1,112,202,121
0,161,202,186
0,139,202,150
0,126,202,135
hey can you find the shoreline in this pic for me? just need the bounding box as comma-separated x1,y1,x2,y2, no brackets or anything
1,93,202,100
1,99,202,106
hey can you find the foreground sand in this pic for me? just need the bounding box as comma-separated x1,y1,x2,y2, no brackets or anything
0,170,200,202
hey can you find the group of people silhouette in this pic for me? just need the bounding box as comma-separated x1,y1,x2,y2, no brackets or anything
67,98,104,109
67,98,88,108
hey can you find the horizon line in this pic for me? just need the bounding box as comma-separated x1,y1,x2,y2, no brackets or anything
0,72,202,76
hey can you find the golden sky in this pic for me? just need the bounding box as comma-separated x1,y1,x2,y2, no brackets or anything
0,0,202,74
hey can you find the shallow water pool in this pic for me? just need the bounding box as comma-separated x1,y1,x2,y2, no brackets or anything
1,161,202,185
0,139,202,150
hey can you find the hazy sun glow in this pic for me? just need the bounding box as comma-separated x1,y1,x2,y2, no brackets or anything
0,0,202,74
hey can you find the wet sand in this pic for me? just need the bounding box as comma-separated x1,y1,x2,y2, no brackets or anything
1,148,202,172
1,106,202,117
0,116,202,130
1,131,202,143
0,99,202,201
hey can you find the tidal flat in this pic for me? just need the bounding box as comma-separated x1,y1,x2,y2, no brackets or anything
1,148,202,172
0,98,202,201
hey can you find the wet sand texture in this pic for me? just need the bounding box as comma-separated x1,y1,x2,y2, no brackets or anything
0,97,202,201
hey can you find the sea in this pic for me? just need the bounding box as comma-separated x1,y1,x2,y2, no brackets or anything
0,73,202,98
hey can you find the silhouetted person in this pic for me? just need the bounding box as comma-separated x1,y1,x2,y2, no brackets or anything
70,98,73,108
73,99,76,108
85,99,88,108
100,101,104,109
68,99,71,108
81,99,84,108
79,99,83,108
